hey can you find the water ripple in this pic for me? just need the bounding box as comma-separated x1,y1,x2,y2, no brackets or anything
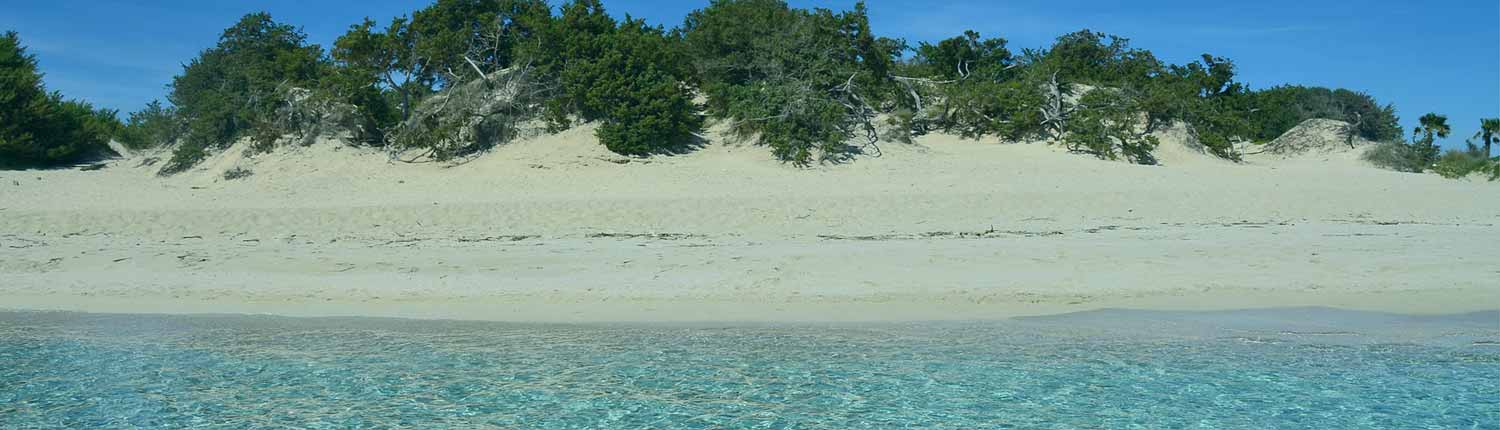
1,312,1496,429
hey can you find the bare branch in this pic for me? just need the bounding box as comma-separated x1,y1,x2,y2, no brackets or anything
463,56,487,80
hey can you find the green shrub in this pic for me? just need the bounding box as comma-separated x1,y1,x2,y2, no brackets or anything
333,0,565,159
898,31,1043,142
546,2,701,156
1362,140,1440,174
1159,55,1251,160
683,0,894,165
325,19,400,145
1432,147,1500,180
1361,141,1405,171
589,31,700,155
934,79,1045,141
164,12,326,174
908,31,1254,162
1433,150,1486,179
0,32,119,169
158,139,207,175
736,84,857,163
912,30,1014,82
1064,89,1159,164
222,167,254,180
883,109,917,144
409,0,552,87
333,0,551,126
1248,86,1401,143
1034,30,1162,87
386,67,545,161
118,101,183,150
549,0,626,120
595,78,700,155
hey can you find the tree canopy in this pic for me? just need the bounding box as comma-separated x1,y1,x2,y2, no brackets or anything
1248,86,1401,143
159,12,327,174
683,0,895,165
85,0,1432,175
1473,118,1500,159
0,32,119,169
553,3,700,155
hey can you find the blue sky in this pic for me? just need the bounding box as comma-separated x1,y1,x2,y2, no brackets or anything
5,0,1496,146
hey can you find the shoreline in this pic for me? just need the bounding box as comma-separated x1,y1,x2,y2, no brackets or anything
4,288,1496,324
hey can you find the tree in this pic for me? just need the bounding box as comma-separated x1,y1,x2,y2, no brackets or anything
1064,89,1159,164
0,31,47,165
930,78,1045,141
890,30,1042,142
331,16,435,124
548,0,625,122
1033,30,1161,87
373,0,572,163
1411,112,1450,169
593,64,700,156
1417,113,1451,138
328,0,556,147
163,12,327,174
0,31,118,169
1247,86,1401,143
1472,118,1499,159
683,0,895,165
328,18,405,142
913,30,1014,81
546,1,700,155
408,0,551,86
1159,54,1251,160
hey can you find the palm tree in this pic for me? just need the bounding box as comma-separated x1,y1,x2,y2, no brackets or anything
1407,113,1450,172
1416,113,1452,141
1472,118,1500,159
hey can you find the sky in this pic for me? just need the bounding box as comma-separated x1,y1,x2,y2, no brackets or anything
4,0,1496,147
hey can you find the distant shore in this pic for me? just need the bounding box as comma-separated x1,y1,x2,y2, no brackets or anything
2,130,1497,322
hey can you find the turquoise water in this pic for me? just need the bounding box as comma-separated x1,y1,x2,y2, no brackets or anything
1,310,1496,429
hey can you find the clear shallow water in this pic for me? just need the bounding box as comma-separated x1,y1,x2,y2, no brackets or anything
1,310,1496,429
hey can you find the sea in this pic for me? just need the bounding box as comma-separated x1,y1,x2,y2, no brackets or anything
1,308,1496,429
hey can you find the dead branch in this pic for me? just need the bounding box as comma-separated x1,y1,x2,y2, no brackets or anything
463,56,488,81
1346,111,1363,149
1038,71,1074,141
386,65,551,163
833,72,882,157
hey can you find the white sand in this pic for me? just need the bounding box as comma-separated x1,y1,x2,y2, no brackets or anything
2,125,1497,322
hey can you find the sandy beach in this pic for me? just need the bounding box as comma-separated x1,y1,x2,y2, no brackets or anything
3,125,1498,322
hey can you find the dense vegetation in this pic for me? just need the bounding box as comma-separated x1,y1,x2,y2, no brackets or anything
4,0,1490,181
683,0,895,164
1248,86,1401,143
1361,114,1500,179
155,13,329,174
549,0,700,156
1430,117,1500,180
0,32,120,169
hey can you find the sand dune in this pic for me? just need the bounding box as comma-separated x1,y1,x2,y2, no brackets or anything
2,126,1497,321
